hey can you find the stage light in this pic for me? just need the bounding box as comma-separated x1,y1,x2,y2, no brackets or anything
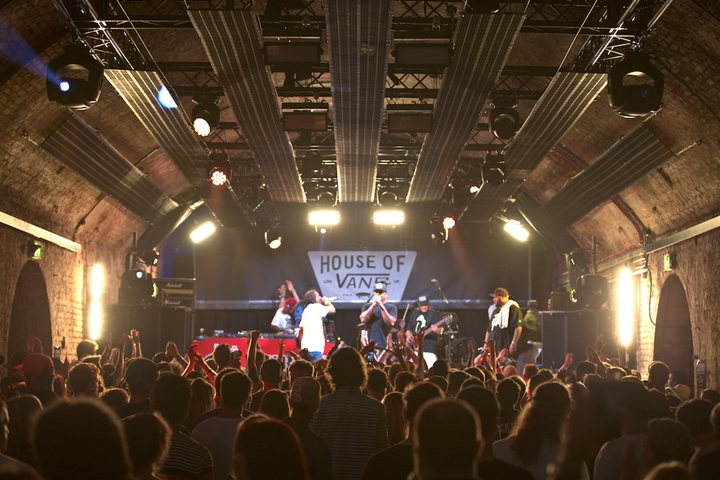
608,51,664,118
316,189,336,208
265,227,282,249
469,185,480,194
190,221,216,243
140,249,160,266
489,97,519,140
309,210,340,226
157,86,178,109
192,97,221,136
320,228,327,234
378,189,398,207
206,152,232,186
430,221,447,245
89,264,104,340
617,269,633,346
46,44,104,110
503,219,529,242
373,210,405,226
442,216,456,230
482,154,507,186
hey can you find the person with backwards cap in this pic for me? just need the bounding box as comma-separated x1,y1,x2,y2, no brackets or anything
359,282,398,351
405,296,445,369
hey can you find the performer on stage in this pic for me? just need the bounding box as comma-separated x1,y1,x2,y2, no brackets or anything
485,287,523,356
359,282,398,349
299,290,335,362
270,280,299,334
405,295,444,368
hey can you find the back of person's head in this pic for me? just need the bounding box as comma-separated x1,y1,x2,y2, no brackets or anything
100,388,130,410
431,360,449,379
326,347,367,388
512,382,570,464
456,386,499,440
289,360,314,382
648,361,670,386
712,402,720,440
33,398,131,480
413,398,482,477
122,413,171,476
388,363,403,386
464,367,485,382
221,371,252,410
676,399,714,438
124,358,159,396
152,373,190,422
527,373,548,397
189,378,215,417
645,418,692,466
289,377,322,416
700,389,720,406
366,368,388,394
68,363,102,397
259,389,290,420
647,388,673,419
6,395,42,465
383,392,407,445
76,340,98,360
496,377,521,408
428,375,448,393
644,461,691,480
606,366,626,381
508,375,526,402
522,364,539,380
502,365,518,378
575,361,596,381
234,415,310,480
538,369,554,381
461,377,485,390
213,343,231,369
448,371,470,394
404,381,445,424
617,379,652,418
303,289,318,305
260,359,283,384
395,371,419,393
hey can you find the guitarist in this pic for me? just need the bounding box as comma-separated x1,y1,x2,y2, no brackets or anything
405,295,445,368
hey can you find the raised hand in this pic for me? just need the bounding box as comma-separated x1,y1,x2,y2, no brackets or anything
279,284,287,296
360,341,377,357
130,329,140,344
299,348,312,362
286,280,294,291
250,330,260,341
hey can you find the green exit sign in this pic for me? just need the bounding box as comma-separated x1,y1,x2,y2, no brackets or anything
663,252,676,271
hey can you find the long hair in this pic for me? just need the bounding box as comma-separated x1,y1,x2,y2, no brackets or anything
303,290,318,306
234,415,310,480
383,392,408,445
510,382,570,465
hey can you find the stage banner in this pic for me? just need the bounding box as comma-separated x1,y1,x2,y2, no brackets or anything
307,251,417,301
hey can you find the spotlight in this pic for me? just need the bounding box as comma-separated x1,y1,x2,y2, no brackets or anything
46,44,104,110
140,249,160,266
316,189,336,208
442,216,456,230
503,219,529,242
190,221,216,243
309,210,339,226
320,228,327,234
206,152,232,186
373,210,405,226
608,51,664,118
192,96,221,136
469,185,480,194
489,98,519,140
482,154,506,186
157,86,178,109
378,189,398,207
265,227,282,249
430,218,447,245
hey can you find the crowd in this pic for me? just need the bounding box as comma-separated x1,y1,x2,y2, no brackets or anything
0,315,718,480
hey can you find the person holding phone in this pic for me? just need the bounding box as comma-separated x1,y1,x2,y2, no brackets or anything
299,290,335,362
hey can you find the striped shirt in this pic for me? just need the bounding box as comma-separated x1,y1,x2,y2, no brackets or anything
160,431,214,480
310,386,388,480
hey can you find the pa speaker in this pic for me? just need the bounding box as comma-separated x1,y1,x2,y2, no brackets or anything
575,274,609,310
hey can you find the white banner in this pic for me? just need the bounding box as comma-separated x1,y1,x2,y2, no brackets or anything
307,251,417,301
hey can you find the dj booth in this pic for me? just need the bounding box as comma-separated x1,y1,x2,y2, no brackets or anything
191,333,334,366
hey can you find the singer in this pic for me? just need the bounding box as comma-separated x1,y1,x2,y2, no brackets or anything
299,290,336,362
359,282,398,349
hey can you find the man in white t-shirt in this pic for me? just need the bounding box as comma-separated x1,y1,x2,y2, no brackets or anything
299,290,335,362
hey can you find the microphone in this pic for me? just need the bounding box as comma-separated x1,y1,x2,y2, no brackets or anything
326,296,339,301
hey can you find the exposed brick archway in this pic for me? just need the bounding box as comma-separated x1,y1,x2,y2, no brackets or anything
654,274,694,390
8,261,52,357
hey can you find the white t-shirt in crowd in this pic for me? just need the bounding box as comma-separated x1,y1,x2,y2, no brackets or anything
191,415,244,480
300,303,330,353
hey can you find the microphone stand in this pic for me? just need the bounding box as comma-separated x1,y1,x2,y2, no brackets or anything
432,279,453,366
432,279,449,305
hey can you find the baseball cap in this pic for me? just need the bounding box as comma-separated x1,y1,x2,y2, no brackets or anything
283,297,298,313
290,377,321,407
490,287,509,297
527,299,539,308
418,295,430,305
14,353,54,376
374,282,387,293
125,357,159,383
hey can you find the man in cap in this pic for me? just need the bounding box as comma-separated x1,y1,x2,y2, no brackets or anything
485,288,522,356
360,282,398,350
515,299,542,373
116,357,159,418
406,296,445,368
14,353,57,406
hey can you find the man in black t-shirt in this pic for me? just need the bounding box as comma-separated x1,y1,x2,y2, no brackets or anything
405,296,445,368
359,282,398,349
485,287,523,356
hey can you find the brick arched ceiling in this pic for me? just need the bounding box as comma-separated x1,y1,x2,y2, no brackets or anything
2,0,719,269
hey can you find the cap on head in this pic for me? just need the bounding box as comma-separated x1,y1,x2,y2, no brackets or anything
283,297,298,313
527,299,539,309
418,295,430,305
289,377,321,407
125,358,159,383
490,287,509,297
374,282,387,293
14,353,54,376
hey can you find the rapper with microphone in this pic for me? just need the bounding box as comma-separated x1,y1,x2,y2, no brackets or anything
359,282,398,349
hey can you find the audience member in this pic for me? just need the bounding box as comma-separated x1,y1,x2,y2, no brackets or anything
311,347,387,480
250,359,282,411
234,415,310,480
117,358,159,418
259,388,290,420
284,377,332,480
382,392,407,446
366,368,388,401
68,362,103,397
642,418,692,474
394,371,418,393
5,395,42,467
100,387,130,410
691,401,720,480
496,378,521,440
33,398,132,480
14,354,57,407
122,413,172,480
